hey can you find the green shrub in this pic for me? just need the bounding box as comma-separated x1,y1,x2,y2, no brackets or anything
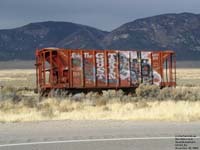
158,88,173,100
20,96,39,108
136,84,160,99
0,100,15,112
0,86,22,102
94,97,107,106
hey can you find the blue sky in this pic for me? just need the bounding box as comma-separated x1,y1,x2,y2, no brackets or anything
0,0,200,31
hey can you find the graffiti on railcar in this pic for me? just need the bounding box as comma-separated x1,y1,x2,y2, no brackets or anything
84,53,94,83
140,52,151,84
153,71,162,86
152,53,162,85
72,53,81,67
141,51,162,85
119,52,130,80
130,60,139,84
108,53,117,83
118,51,139,84
96,53,106,82
130,51,139,84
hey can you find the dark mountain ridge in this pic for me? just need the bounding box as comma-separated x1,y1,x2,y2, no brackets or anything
0,21,108,60
102,13,200,60
0,13,200,60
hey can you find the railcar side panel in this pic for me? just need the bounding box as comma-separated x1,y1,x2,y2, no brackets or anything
35,48,176,95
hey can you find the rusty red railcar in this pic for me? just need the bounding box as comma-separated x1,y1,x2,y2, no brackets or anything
35,48,176,96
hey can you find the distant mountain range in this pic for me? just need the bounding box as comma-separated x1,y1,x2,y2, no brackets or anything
0,12,200,60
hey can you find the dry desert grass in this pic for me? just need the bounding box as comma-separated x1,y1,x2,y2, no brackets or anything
0,69,35,88
0,68,200,122
0,97,200,122
0,68,199,88
176,68,200,86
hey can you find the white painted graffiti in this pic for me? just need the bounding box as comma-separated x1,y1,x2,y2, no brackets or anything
153,71,162,86
84,52,92,58
152,53,159,60
72,53,81,58
141,51,151,59
108,53,116,80
120,52,130,80
96,53,105,80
